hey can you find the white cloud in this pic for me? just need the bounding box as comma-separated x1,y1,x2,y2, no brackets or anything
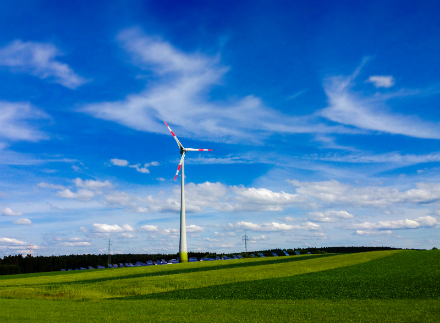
308,210,354,222
233,221,321,232
0,40,87,89
133,182,310,214
37,182,65,190
93,223,135,233
316,152,440,166
163,228,179,235
250,235,268,241
186,225,204,233
140,224,180,235
120,233,135,238
104,191,131,206
1,208,22,216
128,162,159,174
205,238,219,242
352,216,440,230
0,101,49,142
133,207,148,213
110,158,129,166
69,237,85,242
57,189,95,201
366,75,395,88
81,28,351,144
355,230,393,236
140,225,160,232
219,243,234,248
0,237,27,245
60,241,91,246
74,178,113,190
13,218,32,225
129,163,150,173
320,72,440,139
232,187,306,208
288,180,440,207
156,177,166,182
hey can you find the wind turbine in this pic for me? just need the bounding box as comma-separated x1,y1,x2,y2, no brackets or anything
164,121,213,263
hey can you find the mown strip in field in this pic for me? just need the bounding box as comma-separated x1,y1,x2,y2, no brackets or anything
0,254,334,287
133,250,440,300
0,251,395,300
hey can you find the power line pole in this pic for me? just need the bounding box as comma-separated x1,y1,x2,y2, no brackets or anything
242,232,249,253
28,244,34,256
107,239,112,266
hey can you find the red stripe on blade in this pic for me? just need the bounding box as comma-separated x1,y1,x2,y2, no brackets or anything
177,165,181,170
164,121,168,126
171,131,175,137
208,149,213,151
174,175,177,181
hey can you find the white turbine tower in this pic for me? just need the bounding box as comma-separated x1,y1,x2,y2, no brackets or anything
164,121,212,263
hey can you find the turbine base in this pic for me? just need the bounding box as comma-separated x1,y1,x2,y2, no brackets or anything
179,251,188,263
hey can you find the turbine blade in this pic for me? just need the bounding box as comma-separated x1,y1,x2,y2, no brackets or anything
164,121,184,150
185,148,213,152
174,154,185,181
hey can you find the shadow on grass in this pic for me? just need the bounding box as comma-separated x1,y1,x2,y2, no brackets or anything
38,254,337,288
122,251,440,301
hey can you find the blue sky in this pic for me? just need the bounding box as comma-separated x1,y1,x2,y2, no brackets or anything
1,0,440,256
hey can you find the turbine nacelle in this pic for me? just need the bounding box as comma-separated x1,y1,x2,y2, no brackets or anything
164,121,213,180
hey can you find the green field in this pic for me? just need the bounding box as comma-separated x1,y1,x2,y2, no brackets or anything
1,250,439,322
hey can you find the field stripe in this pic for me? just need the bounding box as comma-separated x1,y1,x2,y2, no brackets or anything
0,251,397,300
0,254,334,287
135,250,440,300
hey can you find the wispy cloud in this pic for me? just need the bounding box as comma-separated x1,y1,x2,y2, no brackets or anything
233,221,321,232
57,189,95,201
0,101,49,142
0,237,27,245
74,178,113,190
288,179,440,207
110,158,129,166
13,218,32,225
1,208,22,216
110,158,159,173
81,28,352,144
366,75,395,88
354,230,392,236
314,152,440,166
352,216,440,230
320,70,440,139
37,182,66,190
307,210,354,222
0,40,87,88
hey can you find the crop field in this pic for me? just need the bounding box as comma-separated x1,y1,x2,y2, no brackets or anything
0,250,439,322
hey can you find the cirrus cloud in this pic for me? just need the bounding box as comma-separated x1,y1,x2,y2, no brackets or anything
0,40,87,89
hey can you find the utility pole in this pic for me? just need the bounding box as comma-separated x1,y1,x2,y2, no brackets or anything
107,239,112,266
28,244,34,256
242,232,249,253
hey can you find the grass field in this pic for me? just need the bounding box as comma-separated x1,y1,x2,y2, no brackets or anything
1,250,439,322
